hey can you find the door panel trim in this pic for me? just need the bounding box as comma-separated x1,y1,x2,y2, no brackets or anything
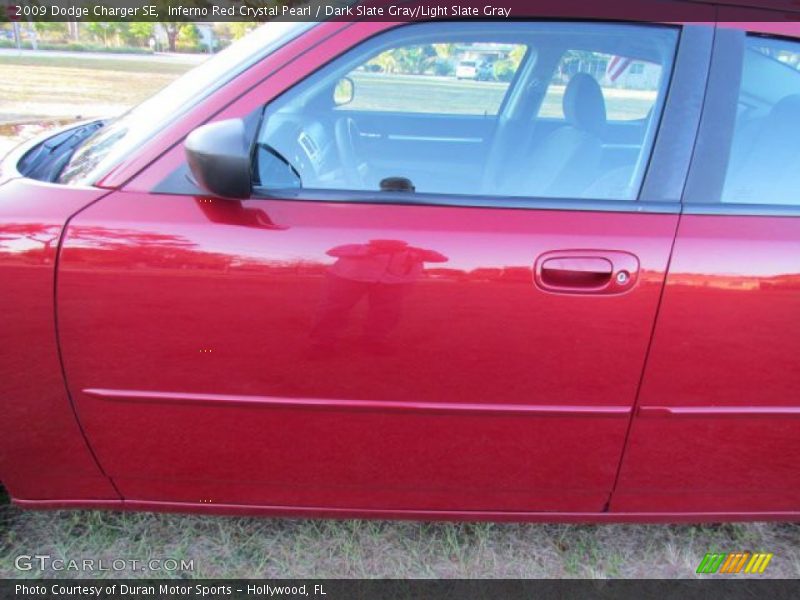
684,204,800,217
14,497,800,523
251,185,682,213
84,388,631,418
682,27,745,205
640,406,800,418
385,134,484,143
638,25,714,204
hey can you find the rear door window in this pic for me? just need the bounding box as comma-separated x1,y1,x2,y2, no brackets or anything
721,36,800,205
540,53,665,121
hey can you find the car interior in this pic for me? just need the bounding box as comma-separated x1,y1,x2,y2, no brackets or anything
721,42,800,204
254,23,678,201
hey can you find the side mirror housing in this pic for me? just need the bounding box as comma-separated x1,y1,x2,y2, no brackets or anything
185,118,252,199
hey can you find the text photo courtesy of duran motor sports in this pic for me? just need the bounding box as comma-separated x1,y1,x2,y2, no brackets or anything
14,584,324,597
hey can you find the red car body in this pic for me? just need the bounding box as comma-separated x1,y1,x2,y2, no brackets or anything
1,3,799,521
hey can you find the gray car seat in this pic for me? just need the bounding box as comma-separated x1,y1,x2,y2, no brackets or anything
520,73,607,198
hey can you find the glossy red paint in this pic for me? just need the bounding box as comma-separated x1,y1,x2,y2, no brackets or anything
0,176,118,500
52,18,676,512
614,215,800,513
1,12,799,522
55,191,675,511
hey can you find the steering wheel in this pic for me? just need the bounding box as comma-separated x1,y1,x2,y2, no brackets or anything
334,116,366,189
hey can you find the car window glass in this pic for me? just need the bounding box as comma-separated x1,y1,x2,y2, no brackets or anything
721,36,800,205
254,22,678,201
338,43,527,116
57,22,313,186
540,53,664,121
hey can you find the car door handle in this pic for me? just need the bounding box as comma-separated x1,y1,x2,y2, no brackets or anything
534,250,639,295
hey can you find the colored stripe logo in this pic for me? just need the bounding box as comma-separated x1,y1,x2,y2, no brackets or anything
697,552,773,574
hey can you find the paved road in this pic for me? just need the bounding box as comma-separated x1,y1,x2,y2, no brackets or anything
0,48,208,65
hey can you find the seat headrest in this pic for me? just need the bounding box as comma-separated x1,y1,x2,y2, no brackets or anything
563,73,607,136
763,94,800,136
722,94,800,204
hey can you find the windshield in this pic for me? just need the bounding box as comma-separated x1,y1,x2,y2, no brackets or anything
58,22,314,186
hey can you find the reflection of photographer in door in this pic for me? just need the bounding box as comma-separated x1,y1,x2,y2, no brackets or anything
310,239,448,354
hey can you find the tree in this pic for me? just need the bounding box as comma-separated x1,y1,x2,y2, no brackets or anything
35,23,69,43
67,22,79,42
150,0,213,51
128,22,154,47
392,45,437,75
177,23,200,51
229,23,257,41
509,44,526,68
86,22,119,47
368,50,398,74
164,23,179,52
432,43,456,61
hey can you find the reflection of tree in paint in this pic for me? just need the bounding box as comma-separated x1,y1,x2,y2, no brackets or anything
0,223,60,252
58,197,287,272
309,239,447,357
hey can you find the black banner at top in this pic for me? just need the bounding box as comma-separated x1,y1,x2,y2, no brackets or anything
2,0,800,22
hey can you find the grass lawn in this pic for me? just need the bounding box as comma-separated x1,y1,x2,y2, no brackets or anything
1,495,799,578
0,54,197,125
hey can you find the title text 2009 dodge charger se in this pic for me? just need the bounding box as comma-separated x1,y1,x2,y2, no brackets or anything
1,11,799,522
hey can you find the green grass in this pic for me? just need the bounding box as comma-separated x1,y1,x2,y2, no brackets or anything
349,72,511,115
0,39,155,54
0,54,197,125
0,55,194,75
1,490,799,578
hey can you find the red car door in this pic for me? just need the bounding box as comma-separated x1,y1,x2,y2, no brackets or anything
56,21,705,515
615,23,800,514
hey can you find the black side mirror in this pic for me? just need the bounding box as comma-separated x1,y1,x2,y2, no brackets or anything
185,118,252,199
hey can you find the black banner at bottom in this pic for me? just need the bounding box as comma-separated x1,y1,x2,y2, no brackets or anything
3,580,800,600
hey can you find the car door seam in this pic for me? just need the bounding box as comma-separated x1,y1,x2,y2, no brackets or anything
604,17,718,511
52,189,124,500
